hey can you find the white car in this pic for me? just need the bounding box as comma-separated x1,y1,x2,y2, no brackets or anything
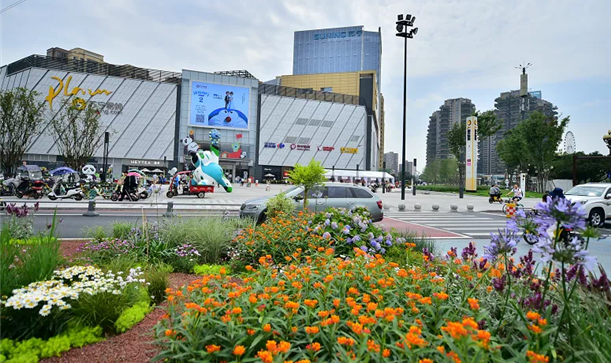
565,183,611,228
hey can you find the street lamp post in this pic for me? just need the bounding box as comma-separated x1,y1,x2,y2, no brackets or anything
382,161,386,194
332,165,335,182
603,130,611,181
396,14,418,200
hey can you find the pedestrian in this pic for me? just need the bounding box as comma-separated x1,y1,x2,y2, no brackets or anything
117,171,128,201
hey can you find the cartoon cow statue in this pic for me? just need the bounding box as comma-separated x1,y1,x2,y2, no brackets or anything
180,130,232,193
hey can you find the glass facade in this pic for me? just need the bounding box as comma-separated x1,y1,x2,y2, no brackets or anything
293,26,382,91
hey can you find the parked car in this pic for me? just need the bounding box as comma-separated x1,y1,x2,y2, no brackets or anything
565,183,611,227
239,182,384,223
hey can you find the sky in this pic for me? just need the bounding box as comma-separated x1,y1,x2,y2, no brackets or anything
1,0,610,172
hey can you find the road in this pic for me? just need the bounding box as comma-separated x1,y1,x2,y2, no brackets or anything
3,185,610,273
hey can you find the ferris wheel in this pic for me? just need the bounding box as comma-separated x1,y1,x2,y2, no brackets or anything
564,131,576,154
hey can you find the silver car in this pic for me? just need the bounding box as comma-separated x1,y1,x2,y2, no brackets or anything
239,182,384,223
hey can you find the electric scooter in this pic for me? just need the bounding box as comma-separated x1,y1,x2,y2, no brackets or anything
47,180,85,201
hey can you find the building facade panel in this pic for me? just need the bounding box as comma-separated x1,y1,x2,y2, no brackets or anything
257,94,368,179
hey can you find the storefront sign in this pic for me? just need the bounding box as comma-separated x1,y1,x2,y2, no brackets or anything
317,146,335,151
314,30,362,40
89,101,124,115
264,142,286,149
128,159,162,166
290,144,310,151
340,147,358,154
46,76,112,110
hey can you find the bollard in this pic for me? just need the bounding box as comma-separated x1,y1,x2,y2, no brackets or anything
414,203,422,212
82,200,99,217
467,204,475,212
398,204,406,212
383,204,390,211
432,204,440,211
163,201,175,218
450,204,458,212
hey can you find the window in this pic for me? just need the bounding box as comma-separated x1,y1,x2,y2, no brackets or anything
327,186,349,198
351,188,373,199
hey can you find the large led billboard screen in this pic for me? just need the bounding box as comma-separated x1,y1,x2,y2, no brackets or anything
189,81,250,129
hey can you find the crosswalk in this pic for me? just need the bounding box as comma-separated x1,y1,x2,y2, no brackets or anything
383,211,510,238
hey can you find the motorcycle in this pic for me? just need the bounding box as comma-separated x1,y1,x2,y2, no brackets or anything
15,178,44,199
47,180,84,201
488,194,503,204
1,179,16,196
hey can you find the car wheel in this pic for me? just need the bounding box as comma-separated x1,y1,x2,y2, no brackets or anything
589,208,605,228
197,192,205,198
257,210,267,224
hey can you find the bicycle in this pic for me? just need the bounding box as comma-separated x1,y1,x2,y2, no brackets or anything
520,209,583,246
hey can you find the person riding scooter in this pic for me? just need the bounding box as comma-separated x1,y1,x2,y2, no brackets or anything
489,184,502,203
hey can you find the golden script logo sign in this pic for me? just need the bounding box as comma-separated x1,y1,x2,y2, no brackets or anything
45,76,112,110
340,147,358,154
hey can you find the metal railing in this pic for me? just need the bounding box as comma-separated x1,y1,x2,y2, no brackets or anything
258,83,366,106
6,55,182,84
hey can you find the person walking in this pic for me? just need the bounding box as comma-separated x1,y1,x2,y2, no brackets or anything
117,172,128,201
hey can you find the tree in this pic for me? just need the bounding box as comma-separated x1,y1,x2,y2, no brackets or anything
0,88,46,177
421,160,440,184
550,151,607,184
447,110,500,195
49,99,104,170
439,158,459,184
288,159,326,208
496,111,569,192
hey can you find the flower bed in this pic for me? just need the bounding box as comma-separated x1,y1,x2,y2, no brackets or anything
155,198,611,362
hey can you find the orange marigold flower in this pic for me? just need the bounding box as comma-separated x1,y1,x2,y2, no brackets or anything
249,295,258,304
256,350,273,363
473,330,491,348
437,346,445,353
441,322,469,339
206,344,221,353
462,318,478,330
419,360,434,363
337,336,355,346
304,299,318,308
233,345,246,356
528,324,543,334
526,311,541,321
164,329,174,337
467,298,480,310
232,307,243,314
397,269,408,277
447,351,462,363
383,348,391,358
296,360,311,363
526,350,549,363
266,340,277,352
538,318,547,327
433,292,449,300
305,326,319,334
277,341,291,353
333,298,341,307
263,323,272,332
306,342,321,351
245,265,253,271
367,339,380,353
418,297,432,305
247,329,255,335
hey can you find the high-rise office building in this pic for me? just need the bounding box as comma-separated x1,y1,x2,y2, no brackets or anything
426,98,476,165
46,47,105,63
379,94,385,169
383,152,399,174
478,90,557,175
293,26,382,91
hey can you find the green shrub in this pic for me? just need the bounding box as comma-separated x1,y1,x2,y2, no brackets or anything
68,286,141,334
83,225,107,242
159,217,243,265
111,221,133,239
0,326,104,363
265,192,295,219
193,264,231,276
145,267,169,305
1,216,62,297
114,301,153,333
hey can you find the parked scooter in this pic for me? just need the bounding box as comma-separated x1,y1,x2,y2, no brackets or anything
47,179,85,201
15,177,44,199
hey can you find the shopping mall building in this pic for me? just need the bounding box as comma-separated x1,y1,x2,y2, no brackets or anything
0,35,381,180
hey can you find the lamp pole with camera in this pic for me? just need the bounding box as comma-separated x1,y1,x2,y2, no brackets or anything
396,14,418,200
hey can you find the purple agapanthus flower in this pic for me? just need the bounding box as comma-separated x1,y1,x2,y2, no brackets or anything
322,232,331,240
483,228,519,261
331,222,338,230
342,225,352,235
360,246,368,252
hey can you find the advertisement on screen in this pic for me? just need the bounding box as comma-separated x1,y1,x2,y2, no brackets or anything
190,81,250,129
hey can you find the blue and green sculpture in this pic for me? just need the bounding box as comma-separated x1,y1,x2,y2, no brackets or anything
181,129,232,192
